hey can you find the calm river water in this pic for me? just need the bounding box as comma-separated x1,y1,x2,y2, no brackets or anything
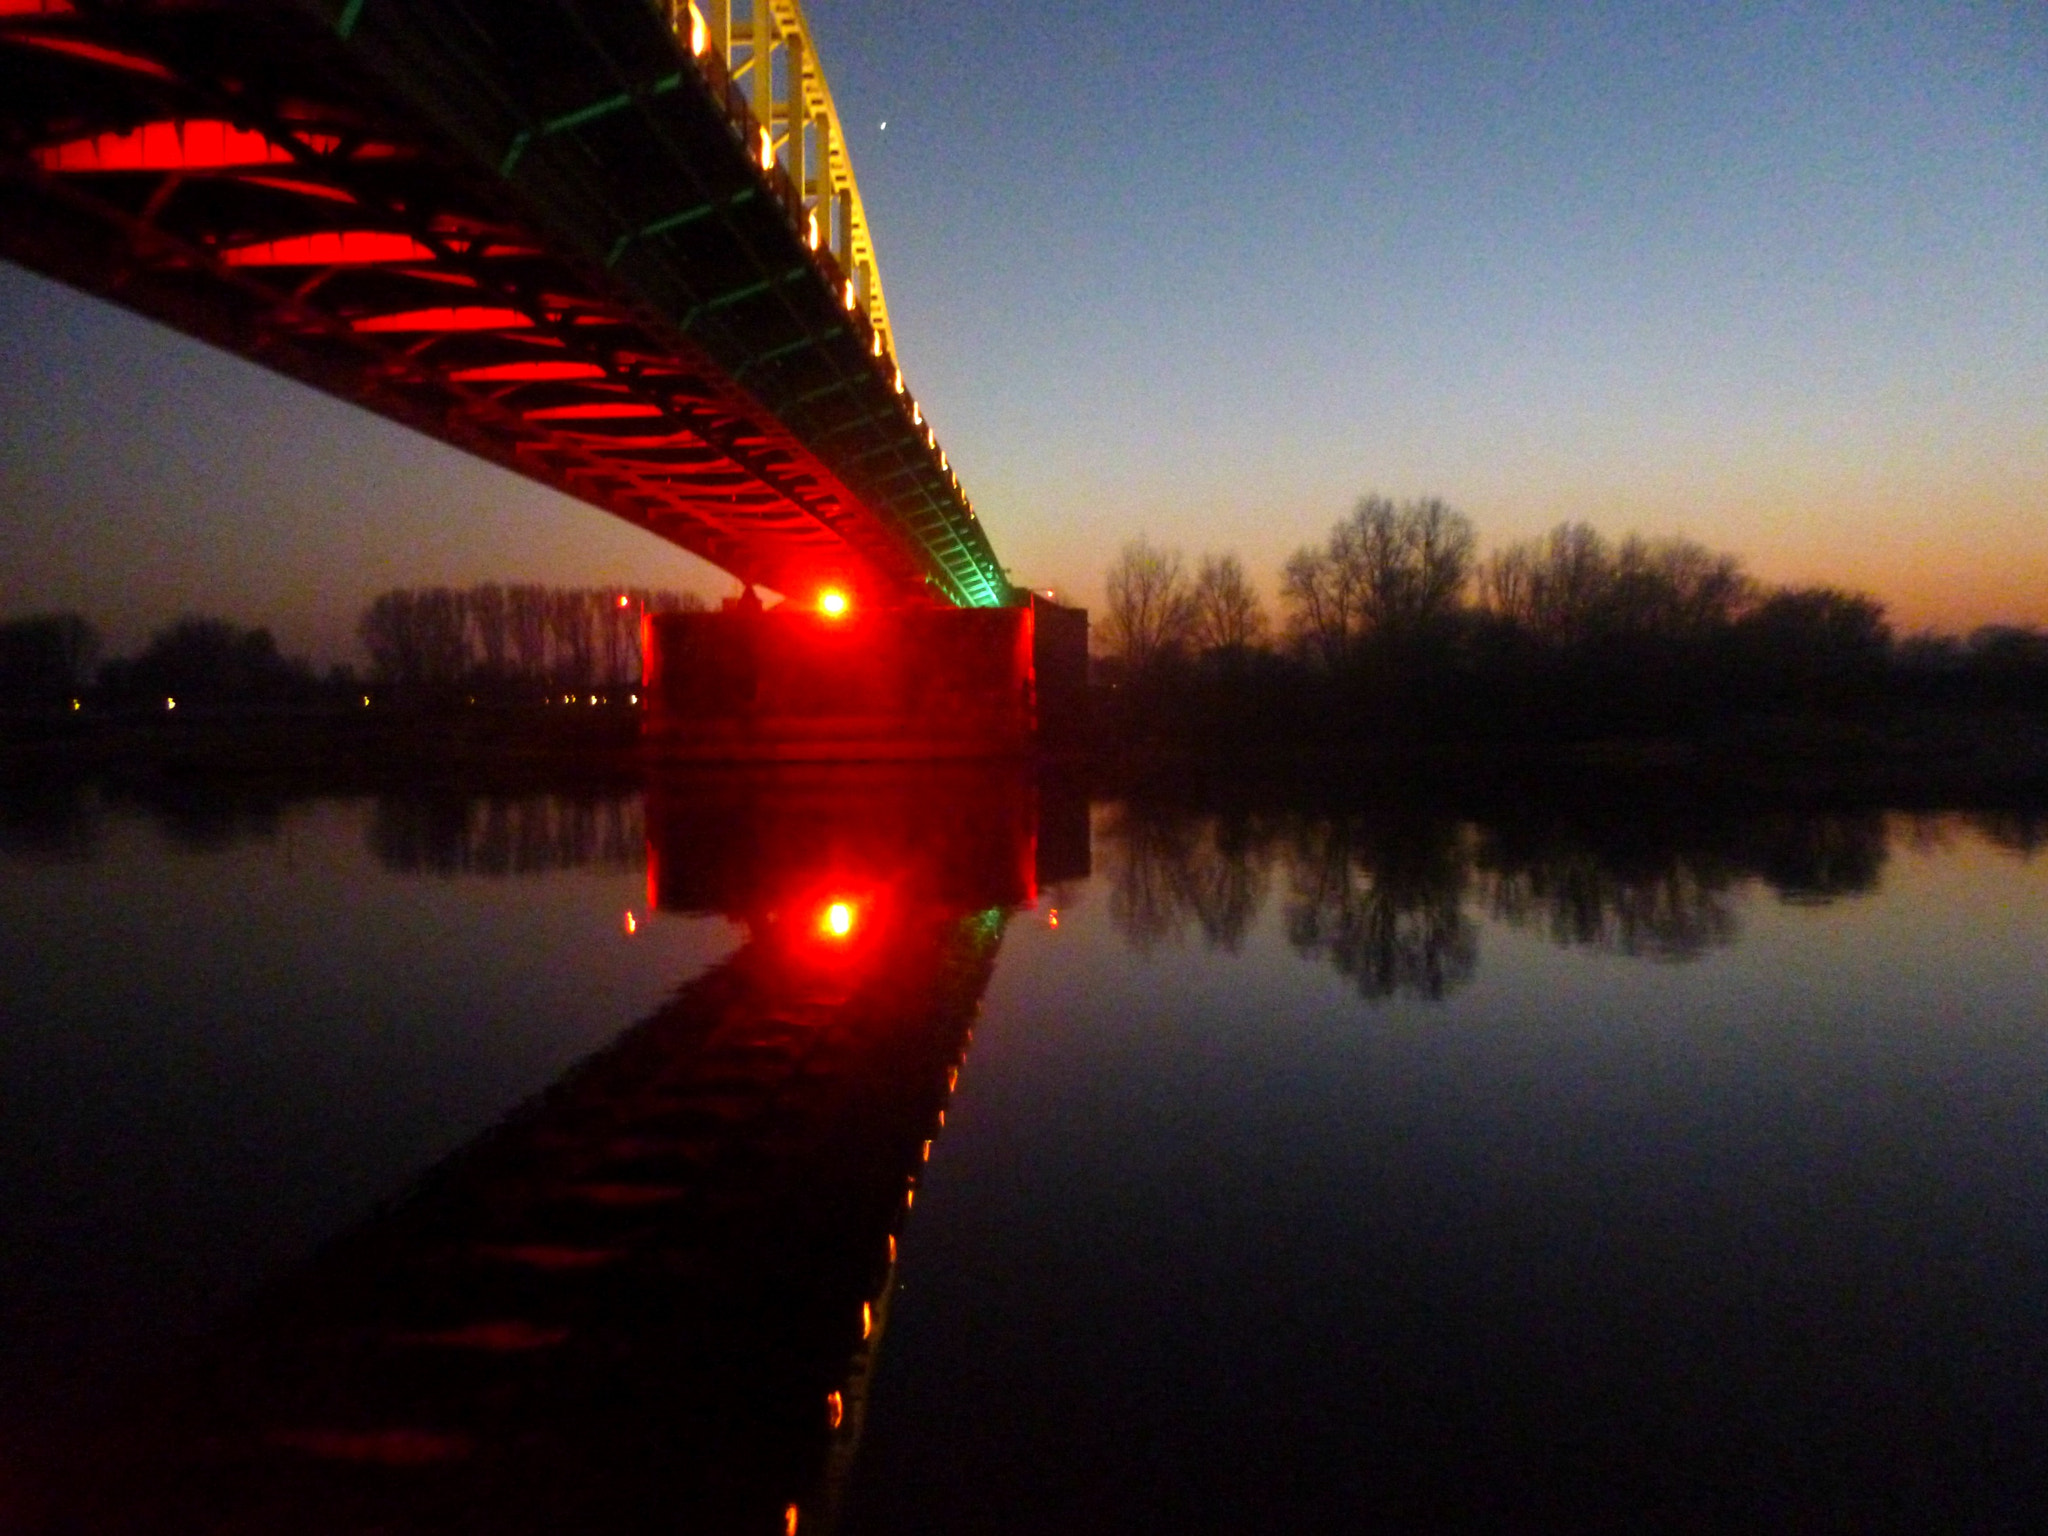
2,772,2045,1533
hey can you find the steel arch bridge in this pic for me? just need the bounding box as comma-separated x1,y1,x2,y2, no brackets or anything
0,0,1011,610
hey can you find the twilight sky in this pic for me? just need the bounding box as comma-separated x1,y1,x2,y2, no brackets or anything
2,0,2043,662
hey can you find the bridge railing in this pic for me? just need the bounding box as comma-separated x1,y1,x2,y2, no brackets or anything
667,1,888,346
659,0,985,545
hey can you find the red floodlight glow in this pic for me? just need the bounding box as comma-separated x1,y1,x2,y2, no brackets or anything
821,901,856,939
352,306,531,333
818,589,849,618
223,231,436,267
35,119,287,172
11,34,173,79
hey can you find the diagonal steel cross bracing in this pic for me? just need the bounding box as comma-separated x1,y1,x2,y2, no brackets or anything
0,0,1010,608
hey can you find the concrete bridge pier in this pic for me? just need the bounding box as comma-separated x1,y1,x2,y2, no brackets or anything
642,595,1086,761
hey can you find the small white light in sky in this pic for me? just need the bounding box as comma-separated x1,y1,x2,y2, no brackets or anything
878,120,887,132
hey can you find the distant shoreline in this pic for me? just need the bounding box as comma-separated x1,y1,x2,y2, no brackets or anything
5,703,2047,808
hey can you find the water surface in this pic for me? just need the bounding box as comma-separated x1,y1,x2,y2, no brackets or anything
2,778,2043,1531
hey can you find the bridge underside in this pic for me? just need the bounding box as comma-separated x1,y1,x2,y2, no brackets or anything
0,0,1009,608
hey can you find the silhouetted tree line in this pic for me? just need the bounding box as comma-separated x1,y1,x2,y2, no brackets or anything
0,613,336,712
4,588,702,717
1095,798,1925,1002
0,613,99,706
98,617,323,704
357,584,703,694
1097,498,2048,743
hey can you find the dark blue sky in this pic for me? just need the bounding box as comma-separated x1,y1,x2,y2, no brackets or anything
2,0,2042,660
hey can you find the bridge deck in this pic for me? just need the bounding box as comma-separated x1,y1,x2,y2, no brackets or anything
0,0,1008,607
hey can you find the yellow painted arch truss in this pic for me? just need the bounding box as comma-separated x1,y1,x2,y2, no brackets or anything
667,0,896,357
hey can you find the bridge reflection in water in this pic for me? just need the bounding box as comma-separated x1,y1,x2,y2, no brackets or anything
50,768,1084,1536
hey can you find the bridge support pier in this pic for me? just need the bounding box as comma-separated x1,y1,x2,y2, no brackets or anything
643,602,1059,761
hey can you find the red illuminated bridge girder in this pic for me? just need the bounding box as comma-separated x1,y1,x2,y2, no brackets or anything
0,0,1011,608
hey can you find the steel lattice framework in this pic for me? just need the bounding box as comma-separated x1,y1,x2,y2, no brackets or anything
0,0,1011,607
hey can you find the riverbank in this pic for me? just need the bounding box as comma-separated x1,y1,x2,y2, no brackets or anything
0,703,645,793
6,702,2048,809
1084,708,2048,808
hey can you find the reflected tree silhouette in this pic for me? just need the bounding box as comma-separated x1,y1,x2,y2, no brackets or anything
1474,810,1889,958
1097,797,1913,993
1283,814,1477,1001
1968,809,2048,858
1097,804,1273,954
1189,813,1275,950
1901,813,1957,856
1098,803,1198,954
1475,837,1741,960
1743,812,1888,903
368,794,645,875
